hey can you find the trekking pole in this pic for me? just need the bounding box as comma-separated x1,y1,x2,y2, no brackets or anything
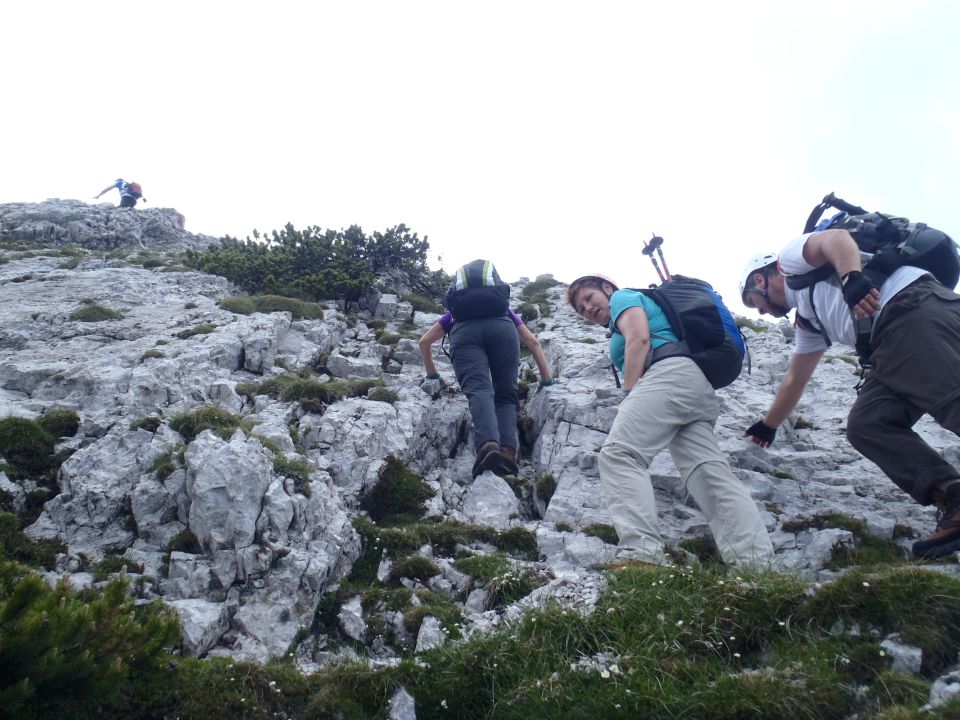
642,237,666,282
642,234,671,282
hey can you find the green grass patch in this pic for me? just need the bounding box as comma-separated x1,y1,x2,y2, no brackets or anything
169,405,244,443
129,416,162,433
0,417,56,475
386,555,441,585
175,323,216,339
217,294,327,319
272,455,312,496
582,522,619,545
140,349,165,361
69,303,122,322
360,455,435,525
403,292,444,314
37,408,80,439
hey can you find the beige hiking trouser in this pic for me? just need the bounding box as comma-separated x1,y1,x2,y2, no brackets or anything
598,356,775,568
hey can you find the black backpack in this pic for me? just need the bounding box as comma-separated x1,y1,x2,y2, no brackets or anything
444,259,511,321
788,193,960,368
634,275,746,389
787,193,960,291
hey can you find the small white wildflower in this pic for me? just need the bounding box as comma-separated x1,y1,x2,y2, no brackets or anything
723,606,731,611
269,681,276,687
862,581,870,588
607,607,615,614
600,669,610,679
778,621,785,627
609,664,621,674
240,698,246,703
879,650,886,657
615,704,621,709
676,620,684,626
733,653,741,658
441,699,448,708
717,580,725,585
729,636,736,641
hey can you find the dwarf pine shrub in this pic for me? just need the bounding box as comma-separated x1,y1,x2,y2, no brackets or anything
0,561,180,720
0,511,65,569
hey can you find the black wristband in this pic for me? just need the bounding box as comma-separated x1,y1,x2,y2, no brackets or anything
840,271,875,310
746,420,776,444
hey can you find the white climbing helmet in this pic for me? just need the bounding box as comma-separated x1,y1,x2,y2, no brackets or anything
739,252,779,300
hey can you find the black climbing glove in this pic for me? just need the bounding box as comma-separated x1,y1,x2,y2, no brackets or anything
744,420,777,447
840,271,876,311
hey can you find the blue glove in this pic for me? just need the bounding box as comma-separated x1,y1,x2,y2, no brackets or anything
426,373,441,380
538,378,558,388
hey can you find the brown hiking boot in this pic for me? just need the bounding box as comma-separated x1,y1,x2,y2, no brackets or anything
490,445,519,477
912,484,960,558
471,440,503,478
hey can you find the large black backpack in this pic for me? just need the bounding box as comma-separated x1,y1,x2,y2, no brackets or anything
444,259,511,320
787,193,960,291
635,275,746,389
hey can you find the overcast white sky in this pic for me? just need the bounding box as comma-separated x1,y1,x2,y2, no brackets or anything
3,1,959,311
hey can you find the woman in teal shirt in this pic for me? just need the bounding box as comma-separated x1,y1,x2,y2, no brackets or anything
567,273,774,569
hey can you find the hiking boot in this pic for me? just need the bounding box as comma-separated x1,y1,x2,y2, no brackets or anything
488,445,519,477
912,484,960,558
471,441,503,479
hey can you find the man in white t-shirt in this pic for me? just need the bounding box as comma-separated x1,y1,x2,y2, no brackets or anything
739,227,960,559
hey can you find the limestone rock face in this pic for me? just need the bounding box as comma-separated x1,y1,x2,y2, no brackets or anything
2,202,956,665
0,199,218,253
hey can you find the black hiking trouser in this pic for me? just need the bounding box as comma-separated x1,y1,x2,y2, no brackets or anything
846,277,960,504
448,316,520,452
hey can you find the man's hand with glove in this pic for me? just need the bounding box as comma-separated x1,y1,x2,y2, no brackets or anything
840,271,881,319
744,420,777,448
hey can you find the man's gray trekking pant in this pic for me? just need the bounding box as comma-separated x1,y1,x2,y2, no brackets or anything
847,277,960,504
449,316,520,451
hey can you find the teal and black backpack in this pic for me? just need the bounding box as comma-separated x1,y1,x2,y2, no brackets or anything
635,276,746,389
444,259,511,321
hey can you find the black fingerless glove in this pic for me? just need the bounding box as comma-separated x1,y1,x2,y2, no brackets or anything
745,420,777,445
840,271,876,310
